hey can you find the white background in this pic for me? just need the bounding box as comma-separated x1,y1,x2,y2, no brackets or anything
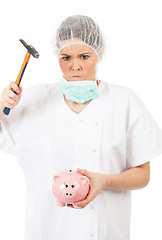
0,0,162,239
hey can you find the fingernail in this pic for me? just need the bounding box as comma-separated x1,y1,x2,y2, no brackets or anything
74,205,81,209
74,204,79,207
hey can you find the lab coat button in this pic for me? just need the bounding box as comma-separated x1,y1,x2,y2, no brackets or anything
95,121,99,125
90,233,94,237
92,148,96,152
90,205,94,209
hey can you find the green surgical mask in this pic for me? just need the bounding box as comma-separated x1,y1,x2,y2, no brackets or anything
59,77,99,104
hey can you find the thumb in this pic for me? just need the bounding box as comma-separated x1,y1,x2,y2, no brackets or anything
77,168,91,178
19,86,23,92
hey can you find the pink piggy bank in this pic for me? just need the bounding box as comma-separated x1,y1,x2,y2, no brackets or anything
52,169,90,207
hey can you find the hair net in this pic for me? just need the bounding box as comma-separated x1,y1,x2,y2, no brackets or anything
55,15,104,60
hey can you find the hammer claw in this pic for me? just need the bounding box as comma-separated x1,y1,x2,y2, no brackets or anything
19,39,40,58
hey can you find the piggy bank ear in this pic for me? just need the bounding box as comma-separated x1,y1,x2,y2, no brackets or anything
80,176,88,186
53,175,61,182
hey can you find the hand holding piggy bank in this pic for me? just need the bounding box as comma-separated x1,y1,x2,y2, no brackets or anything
52,169,90,207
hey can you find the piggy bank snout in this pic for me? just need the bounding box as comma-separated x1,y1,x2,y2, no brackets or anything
63,183,78,197
64,188,77,198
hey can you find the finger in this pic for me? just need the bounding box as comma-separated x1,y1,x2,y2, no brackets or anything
3,87,22,106
74,202,89,209
1,99,15,109
3,94,16,106
73,205,84,209
74,194,92,207
1,92,17,109
9,82,20,94
2,92,18,108
67,204,83,209
77,168,91,178
74,200,90,208
73,186,97,208
4,88,19,101
19,86,23,93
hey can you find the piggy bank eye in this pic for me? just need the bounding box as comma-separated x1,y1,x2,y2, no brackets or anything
71,184,75,188
65,184,68,188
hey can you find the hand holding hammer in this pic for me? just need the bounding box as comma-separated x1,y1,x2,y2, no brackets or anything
1,39,39,116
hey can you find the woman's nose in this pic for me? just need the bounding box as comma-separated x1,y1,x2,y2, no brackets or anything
71,60,81,71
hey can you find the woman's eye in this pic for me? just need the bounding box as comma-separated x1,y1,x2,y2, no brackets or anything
62,56,70,61
81,55,89,60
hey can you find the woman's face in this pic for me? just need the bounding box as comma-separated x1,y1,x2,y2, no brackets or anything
59,41,98,81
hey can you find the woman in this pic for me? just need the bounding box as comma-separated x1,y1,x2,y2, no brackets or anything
0,15,162,240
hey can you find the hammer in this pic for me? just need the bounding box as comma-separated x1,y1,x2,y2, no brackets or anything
3,39,39,115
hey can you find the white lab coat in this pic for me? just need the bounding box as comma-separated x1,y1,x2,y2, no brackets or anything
0,80,162,240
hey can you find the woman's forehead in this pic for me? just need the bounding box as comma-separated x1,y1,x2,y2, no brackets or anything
59,44,94,55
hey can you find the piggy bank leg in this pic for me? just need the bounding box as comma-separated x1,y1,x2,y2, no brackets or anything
56,201,66,207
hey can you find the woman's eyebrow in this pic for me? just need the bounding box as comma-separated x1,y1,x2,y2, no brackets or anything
80,52,92,55
60,54,70,56
60,52,92,56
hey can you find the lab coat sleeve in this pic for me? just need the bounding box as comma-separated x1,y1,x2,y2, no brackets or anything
0,93,27,155
0,83,48,155
0,82,56,155
0,88,29,155
0,116,16,155
126,90,162,168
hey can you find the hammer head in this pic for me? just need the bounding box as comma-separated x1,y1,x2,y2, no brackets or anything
19,39,39,58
